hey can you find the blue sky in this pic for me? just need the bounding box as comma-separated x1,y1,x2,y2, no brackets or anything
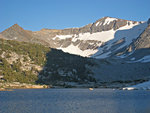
0,0,149,32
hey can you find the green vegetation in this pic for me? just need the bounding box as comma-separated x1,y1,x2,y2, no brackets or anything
0,39,96,85
0,39,50,83
0,39,50,66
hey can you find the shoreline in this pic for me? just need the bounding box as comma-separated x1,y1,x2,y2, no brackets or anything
1,81,148,91
0,82,50,91
0,82,113,91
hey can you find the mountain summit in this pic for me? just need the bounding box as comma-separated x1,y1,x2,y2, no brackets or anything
0,17,149,58
1,24,32,41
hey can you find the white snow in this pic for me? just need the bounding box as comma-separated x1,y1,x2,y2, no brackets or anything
72,38,78,42
96,22,100,26
95,22,102,26
127,55,150,63
77,29,115,42
13,37,18,40
130,57,135,61
93,22,148,59
58,44,98,57
103,17,118,25
123,80,150,90
71,34,79,42
123,87,135,90
53,20,147,58
53,35,73,40
113,22,147,51
54,21,143,43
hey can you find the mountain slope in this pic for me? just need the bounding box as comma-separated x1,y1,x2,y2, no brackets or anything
0,38,96,85
1,24,50,46
1,17,148,58
1,17,150,87
130,23,150,50
92,21,148,58
113,20,150,63
1,24,33,41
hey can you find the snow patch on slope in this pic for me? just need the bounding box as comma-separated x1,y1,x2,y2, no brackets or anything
53,21,147,58
53,35,73,40
58,44,98,57
123,80,150,90
128,55,150,63
95,22,102,26
93,22,148,59
103,17,118,25
96,22,100,26
77,30,115,42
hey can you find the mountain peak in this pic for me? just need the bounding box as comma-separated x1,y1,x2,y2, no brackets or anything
102,16,140,23
1,23,32,41
1,23,25,35
103,16,117,19
13,23,20,26
10,24,23,29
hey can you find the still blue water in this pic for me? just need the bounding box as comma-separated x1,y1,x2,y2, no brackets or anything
0,88,150,113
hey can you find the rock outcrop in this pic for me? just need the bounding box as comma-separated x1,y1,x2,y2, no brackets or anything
132,24,150,50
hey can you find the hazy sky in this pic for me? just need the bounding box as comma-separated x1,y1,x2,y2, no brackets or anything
0,0,149,32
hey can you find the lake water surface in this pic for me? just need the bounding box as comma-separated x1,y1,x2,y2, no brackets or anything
0,88,150,113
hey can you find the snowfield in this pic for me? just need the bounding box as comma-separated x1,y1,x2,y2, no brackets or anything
123,80,150,90
54,19,147,58
58,44,98,57
93,22,148,59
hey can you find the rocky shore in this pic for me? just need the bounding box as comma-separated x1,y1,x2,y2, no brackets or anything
0,82,50,91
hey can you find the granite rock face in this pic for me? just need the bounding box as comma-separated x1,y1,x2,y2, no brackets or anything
122,21,150,55
133,24,150,49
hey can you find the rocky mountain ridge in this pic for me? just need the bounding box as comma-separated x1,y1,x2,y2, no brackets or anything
1,16,150,87
1,16,147,58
